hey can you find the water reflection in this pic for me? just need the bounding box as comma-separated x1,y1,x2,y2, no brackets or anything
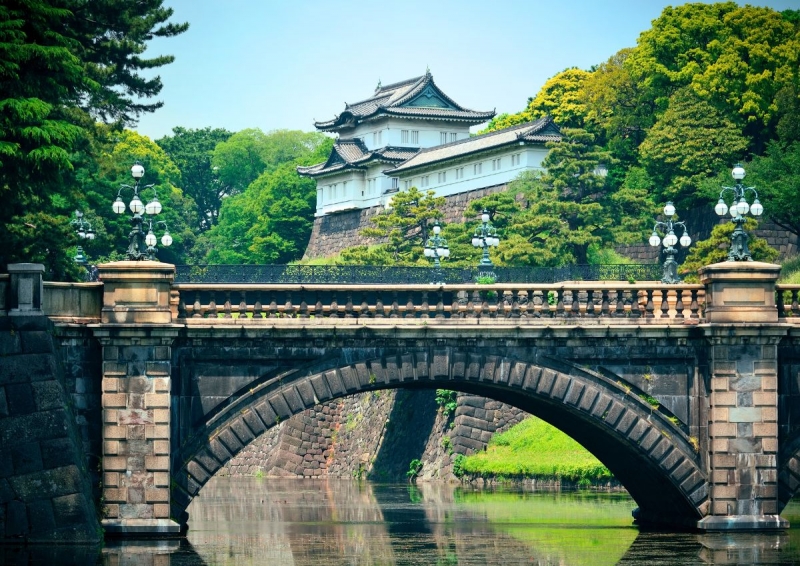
4,478,800,565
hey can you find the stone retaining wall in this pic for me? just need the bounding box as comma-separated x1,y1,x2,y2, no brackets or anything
304,184,510,260
0,316,101,543
221,390,527,481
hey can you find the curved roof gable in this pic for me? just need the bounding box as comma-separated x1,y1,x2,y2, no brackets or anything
297,139,420,178
314,72,494,132
385,116,561,175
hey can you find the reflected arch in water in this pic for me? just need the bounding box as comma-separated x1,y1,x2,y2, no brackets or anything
171,348,706,530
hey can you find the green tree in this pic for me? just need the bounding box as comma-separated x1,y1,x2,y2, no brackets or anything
211,129,331,194
638,87,748,208
351,187,445,265
156,127,233,231
680,218,778,281
627,3,800,152
483,68,591,132
0,0,186,276
747,141,800,238
80,130,198,265
200,136,332,264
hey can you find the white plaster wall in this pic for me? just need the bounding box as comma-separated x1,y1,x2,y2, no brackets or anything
349,118,473,150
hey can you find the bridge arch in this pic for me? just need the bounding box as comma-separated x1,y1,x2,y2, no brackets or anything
170,348,707,529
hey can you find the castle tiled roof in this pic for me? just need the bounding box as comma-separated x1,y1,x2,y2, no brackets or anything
314,72,495,132
385,117,561,174
297,139,419,178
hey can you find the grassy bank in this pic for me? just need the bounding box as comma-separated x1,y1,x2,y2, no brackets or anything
457,416,613,485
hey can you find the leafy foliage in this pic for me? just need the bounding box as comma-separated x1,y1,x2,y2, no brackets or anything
346,187,445,265
156,127,233,231
680,218,779,282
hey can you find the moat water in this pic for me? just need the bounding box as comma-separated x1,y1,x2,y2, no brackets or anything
4,477,800,565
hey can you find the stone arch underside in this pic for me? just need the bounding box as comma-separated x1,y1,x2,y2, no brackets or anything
170,350,707,529
778,435,800,512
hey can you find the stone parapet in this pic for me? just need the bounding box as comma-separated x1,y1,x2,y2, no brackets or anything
97,261,175,324
700,261,781,323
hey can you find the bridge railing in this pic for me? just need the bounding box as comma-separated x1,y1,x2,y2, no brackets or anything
172,282,705,322
173,263,662,284
777,285,800,318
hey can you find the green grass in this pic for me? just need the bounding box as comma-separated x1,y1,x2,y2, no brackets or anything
587,244,637,266
780,254,800,284
459,416,613,483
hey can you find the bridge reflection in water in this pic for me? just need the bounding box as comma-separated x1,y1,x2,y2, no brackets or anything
136,479,800,564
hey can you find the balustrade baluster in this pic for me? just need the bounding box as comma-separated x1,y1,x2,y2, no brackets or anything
239,292,248,320
223,292,233,318
614,290,625,317
329,292,339,319
208,294,217,319
645,289,655,319
359,296,370,319
405,292,415,318
268,294,278,318
778,290,787,318
299,295,309,318
659,290,669,319
571,290,580,317
345,292,354,318
192,292,202,318
177,292,188,319
420,291,430,319
470,289,483,318
600,289,609,317
532,290,543,318
690,290,700,319
375,294,385,318
284,291,294,318
630,290,642,319
556,289,565,317
792,290,799,317
674,290,684,320
436,290,445,319
314,293,323,319
390,292,400,318
584,289,595,317
510,289,520,319
253,294,264,319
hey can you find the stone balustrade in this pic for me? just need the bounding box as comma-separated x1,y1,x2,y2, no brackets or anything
172,282,706,323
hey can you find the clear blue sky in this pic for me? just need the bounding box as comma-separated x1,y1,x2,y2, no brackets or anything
135,0,800,141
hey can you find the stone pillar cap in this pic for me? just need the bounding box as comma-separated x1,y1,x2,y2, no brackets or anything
699,261,780,284
7,263,45,273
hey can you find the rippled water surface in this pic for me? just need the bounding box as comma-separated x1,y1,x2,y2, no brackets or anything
5,477,800,565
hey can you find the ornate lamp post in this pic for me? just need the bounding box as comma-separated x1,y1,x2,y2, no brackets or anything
471,209,500,276
649,202,692,284
112,162,171,260
70,210,95,269
423,220,450,284
714,163,764,261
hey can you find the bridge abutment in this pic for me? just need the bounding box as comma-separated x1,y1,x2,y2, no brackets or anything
698,261,788,531
94,261,180,536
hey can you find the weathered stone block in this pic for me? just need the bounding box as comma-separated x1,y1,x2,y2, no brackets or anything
145,425,169,439
153,440,169,455
102,393,127,409
104,472,119,487
754,422,778,437
104,425,126,439
104,488,127,503
30,381,63,412
104,457,127,471
103,441,119,455
145,488,169,502
728,407,762,422
153,503,170,518
145,456,169,471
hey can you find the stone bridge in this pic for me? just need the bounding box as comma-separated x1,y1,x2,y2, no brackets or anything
4,260,800,538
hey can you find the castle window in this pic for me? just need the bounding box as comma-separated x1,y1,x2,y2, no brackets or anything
492,158,501,171
437,171,447,183
450,133,457,143
410,130,419,144
511,154,521,166
421,175,429,187
456,167,464,180
401,130,409,143
474,163,482,175
391,177,399,189
440,132,448,145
